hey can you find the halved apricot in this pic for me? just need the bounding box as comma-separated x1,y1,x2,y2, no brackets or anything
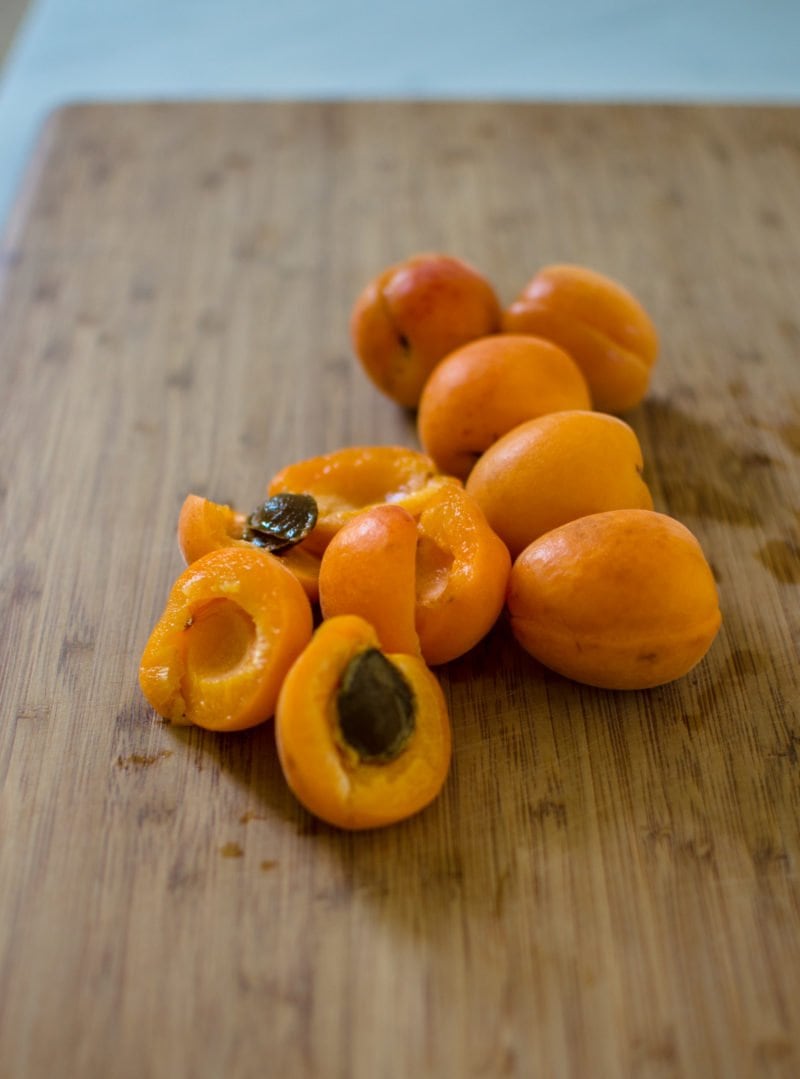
318,484,511,666
275,615,452,829
139,546,313,731
267,445,444,555
317,503,420,656
177,493,322,603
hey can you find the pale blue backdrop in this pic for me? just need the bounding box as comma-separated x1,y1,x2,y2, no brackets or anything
1,0,799,229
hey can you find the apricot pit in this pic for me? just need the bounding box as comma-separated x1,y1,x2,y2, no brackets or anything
336,648,416,763
276,615,452,830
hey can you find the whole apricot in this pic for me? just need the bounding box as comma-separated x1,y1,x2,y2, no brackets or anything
350,252,501,407
465,410,653,558
417,333,591,479
503,264,658,413
507,509,722,689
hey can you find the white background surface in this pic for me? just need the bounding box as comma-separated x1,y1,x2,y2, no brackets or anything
1,0,799,229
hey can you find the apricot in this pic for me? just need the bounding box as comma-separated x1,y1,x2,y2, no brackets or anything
139,546,313,731
507,509,722,689
465,410,653,559
275,615,452,830
177,492,322,603
267,444,447,556
350,252,502,407
318,484,511,666
502,264,659,413
417,333,592,479
318,503,421,656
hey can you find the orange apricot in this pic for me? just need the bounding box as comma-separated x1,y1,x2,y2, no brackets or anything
465,410,653,559
350,252,502,407
318,484,511,666
506,508,722,689
414,481,510,665
139,546,313,731
318,503,421,655
417,333,592,479
177,492,321,603
502,264,659,413
275,615,452,830
267,444,446,556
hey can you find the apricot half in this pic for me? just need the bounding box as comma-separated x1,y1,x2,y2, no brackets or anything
350,252,501,407
275,615,452,830
503,264,658,413
267,444,444,556
177,492,322,603
417,333,592,479
465,410,653,559
139,546,313,731
318,485,510,666
507,509,722,689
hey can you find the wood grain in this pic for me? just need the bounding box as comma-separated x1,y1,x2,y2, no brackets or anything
1,101,799,1079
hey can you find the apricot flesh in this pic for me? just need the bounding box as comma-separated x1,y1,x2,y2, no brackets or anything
350,252,501,407
318,485,510,667
275,615,452,830
507,509,722,689
267,445,445,556
139,546,313,731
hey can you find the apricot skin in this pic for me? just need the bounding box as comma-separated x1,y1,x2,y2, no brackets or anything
465,410,653,559
507,509,722,690
417,333,592,480
503,264,658,413
350,253,501,408
318,503,421,656
317,487,510,667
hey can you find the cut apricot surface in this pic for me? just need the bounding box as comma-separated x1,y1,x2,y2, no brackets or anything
318,484,510,666
267,445,443,555
275,615,452,829
139,546,313,731
503,264,658,412
177,492,321,603
507,509,722,689
413,482,510,665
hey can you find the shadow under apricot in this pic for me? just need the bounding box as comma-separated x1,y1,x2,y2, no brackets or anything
637,395,776,528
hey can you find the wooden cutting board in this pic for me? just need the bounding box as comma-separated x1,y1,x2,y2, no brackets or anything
1,101,798,1078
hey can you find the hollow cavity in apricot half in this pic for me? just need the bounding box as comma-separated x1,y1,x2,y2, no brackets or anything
139,545,313,732
267,444,447,556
